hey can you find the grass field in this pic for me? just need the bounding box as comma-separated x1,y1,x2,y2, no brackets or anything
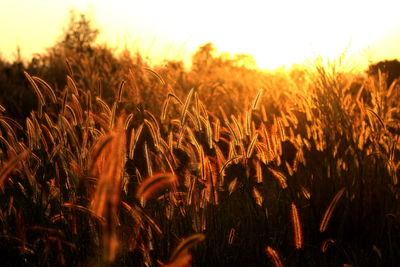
0,14,400,267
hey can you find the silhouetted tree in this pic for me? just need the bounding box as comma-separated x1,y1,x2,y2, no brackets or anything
0,59,36,121
191,42,216,73
367,59,400,86
59,10,99,54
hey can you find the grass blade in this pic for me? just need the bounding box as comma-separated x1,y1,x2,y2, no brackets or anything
169,233,205,263
252,88,264,110
0,150,29,188
181,88,195,126
319,187,346,232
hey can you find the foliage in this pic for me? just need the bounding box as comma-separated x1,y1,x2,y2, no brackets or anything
59,10,99,54
368,59,400,86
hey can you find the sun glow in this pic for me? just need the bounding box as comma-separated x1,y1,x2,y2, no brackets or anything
1,0,400,69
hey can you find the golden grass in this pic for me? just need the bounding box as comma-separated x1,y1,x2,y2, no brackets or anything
136,172,177,201
319,187,346,233
90,118,126,262
0,150,29,189
265,246,284,267
290,202,303,249
1,34,400,266
169,233,205,264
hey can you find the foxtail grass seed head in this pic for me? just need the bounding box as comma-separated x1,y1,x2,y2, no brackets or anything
320,187,346,232
265,246,284,267
136,173,177,201
291,203,303,249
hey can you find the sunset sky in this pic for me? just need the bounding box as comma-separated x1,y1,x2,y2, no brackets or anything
1,0,400,70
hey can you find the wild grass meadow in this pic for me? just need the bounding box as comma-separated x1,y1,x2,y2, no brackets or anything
0,13,400,266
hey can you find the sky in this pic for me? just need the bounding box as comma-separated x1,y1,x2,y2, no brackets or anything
1,0,400,70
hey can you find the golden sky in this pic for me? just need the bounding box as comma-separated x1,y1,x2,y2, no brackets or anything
1,0,400,70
